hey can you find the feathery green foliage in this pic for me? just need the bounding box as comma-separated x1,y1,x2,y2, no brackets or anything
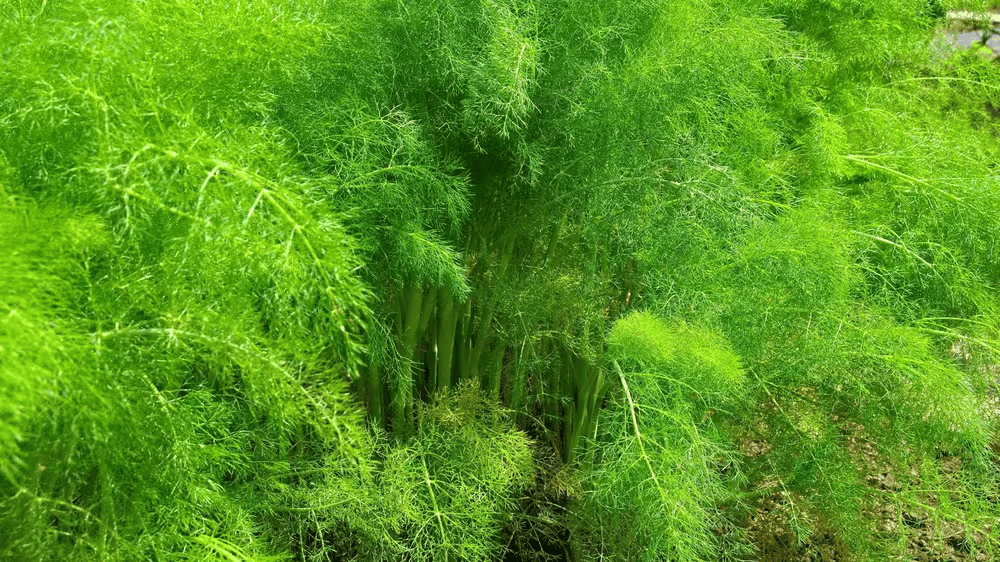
1,1,370,559
3,0,1000,560
303,383,534,561
570,314,745,561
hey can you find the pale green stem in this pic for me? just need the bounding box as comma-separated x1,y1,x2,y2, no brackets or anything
435,287,459,391
509,340,528,412
421,453,448,553
614,361,669,506
367,359,385,429
455,297,473,383
394,284,424,437
540,211,566,268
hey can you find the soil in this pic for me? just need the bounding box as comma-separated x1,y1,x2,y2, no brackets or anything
739,416,999,562
744,491,849,562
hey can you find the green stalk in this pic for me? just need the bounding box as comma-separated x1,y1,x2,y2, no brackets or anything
509,340,528,412
560,345,577,463
541,337,558,432
577,362,610,468
435,286,459,391
416,285,438,398
398,284,424,354
421,453,449,560
418,284,437,340
99,460,114,559
469,237,513,383
614,360,668,504
468,300,494,382
366,360,385,429
393,284,424,438
579,368,606,469
586,367,608,441
482,345,505,399
455,296,474,382
540,211,566,268
567,361,593,465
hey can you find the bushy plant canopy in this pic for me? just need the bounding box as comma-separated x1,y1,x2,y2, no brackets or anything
3,0,1000,560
